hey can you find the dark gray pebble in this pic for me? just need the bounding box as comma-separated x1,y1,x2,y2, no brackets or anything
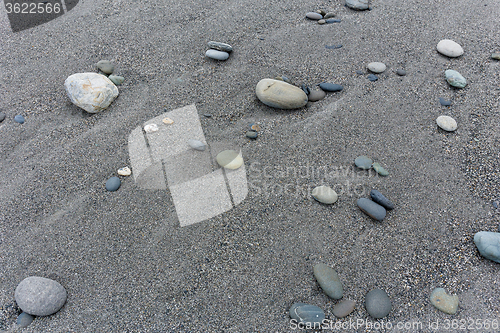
17,312,35,328
289,303,325,326
396,69,406,76
370,190,394,210
357,198,386,221
367,74,378,81
204,114,212,118
365,289,392,319
319,83,343,92
246,131,258,139
0,112,5,122
14,115,25,124
301,84,310,95
326,19,341,23
106,176,121,191
439,97,451,106
356,70,364,75
325,45,342,49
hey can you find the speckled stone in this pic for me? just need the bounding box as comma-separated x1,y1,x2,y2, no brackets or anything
354,156,372,169
307,90,326,102
439,97,451,106
256,79,308,109
312,186,338,204
313,263,343,299
306,12,323,20
436,115,458,132
15,277,67,316
332,299,355,318
436,39,464,58
289,303,325,327
372,162,388,176
367,62,386,73
445,70,467,88
96,60,114,74
205,49,230,61
430,288,459,314
319,83,343,92
208,41,233,52
365,289,392,319
106,177,121,191
474,231,500,263
250,123,261,131
357,198,386,221
370,190,394,210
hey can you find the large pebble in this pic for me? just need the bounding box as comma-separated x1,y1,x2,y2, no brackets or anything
17,312,35,328
319,83,343,92
15,277,67,316
65,73,119,113
96,60,114,74
372,162,388,176
345,0,369,10
365,289,392,319
436,115,457,132
474,231,500,263
354,156,372,169
188,139,206,151
313,263,343,299
205,49,229,61
312,186,338,204
256,79,308,109
308,90,326,102
207,41,233,52
436,39,464,58
216,150,243,170
430,288,459,314
14,115,25,124
357,198,386,221
106,176,121,191
445,70,467,88
333,299,355,318
370,190,394,210
367,62,386,73
306,12,323,20
289,303,325,327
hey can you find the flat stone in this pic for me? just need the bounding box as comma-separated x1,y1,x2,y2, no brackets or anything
216,150,243,170
367,74,378,81
106,177,121,191
162,117,174,124
308,90,326,102
492,53,500,60
332,299,355,318
17,312,35,328
319,83,343,92
354,156,372,169
372,162,388,176
306,12,323,20
345,0,369,10
324,12,336,19
445,70,467,88
474,231,500,263
436,115,458,132
0,112,5,122
144,123,159,133
96,60,114,74
430,288,459,314
15,276,67,316
108,75,124,85
188,139,206,151
313,263,343,299
203,114,212,118
312,186,338,204
357,198,386,221
317,19,326,25
14,115,25,124
326,19,341,23
289,303,325,327
117,167,131,176
436,39,464,58
65,73,119,113
367,62,387,73
370,190,394,210
207,41,233,52
256,79,308,109
439,97,451,106
205,49,229,61
246,131,258,139
396,69,406,76
365,289,392,319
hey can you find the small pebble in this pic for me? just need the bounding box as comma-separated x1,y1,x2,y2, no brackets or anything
306,12,323,20
188,139,206,151
493,201,499,209
144,124,159,133
0,112,5,122
281,75,290,83
332,300,355,318
117,167,131,176
106,177,121,191
250,123,261,131
367,74,378,82
14,115,25,124
289,303,325,326
325,45,342,49
109,75,124,85
445,69,467,88
301,84,310,95
316,9,327,16
96,60,114,74
162,117,174,124
365,289,392,319
205,49,230,61
372,162,388,176
354,156,372,169
367,62,387,73
474,231,500,263
396,69,406,76
216,150,243,169
325,19,341,23
492,53,500,60
313,263,343,299
355,70,364,75
246,131,258,139
324,12,336,19
436,39,464,58
357,198,386,221
370,190,394,210
430,288,459,314
318,19,326,25
203,114,212,118
319,83,343,92
17,312,34,328
311,186,338,204
207,41,233,53
439,97,452,106
436,115,458,132
307,90,326,102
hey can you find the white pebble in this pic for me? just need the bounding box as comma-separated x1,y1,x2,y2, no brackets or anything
117,167,131,176
144,124,158,133
367,62,387,73
436,115,457,132
436,39,464,58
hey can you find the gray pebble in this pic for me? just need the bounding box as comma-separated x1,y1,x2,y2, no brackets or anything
445,69,467,88
289,303,325,326
308,90,326,102
246,131,258,139
0,112,5,122
312,186,338,204
301,84,310,95
105,176,121,192
96,60,114,74
316,9,326,16
370,190,394,210
493,201,499,209
318,19,326,25
357,198,387,221
474,231,500,263
205,49,229,61
325,45,342,49
396,69,406,76
356,70,364,75
492,53,500,60
354,156,372,169
345,0,370,10
372,162,388,176
109,75,124,85
439,97,451,106
365,289,392,319
306,12,323,20
332,299,355,318
313,263,343,299
367,74,378,81
207,41,233,53
319,83,343,92
17,312,35,328
325,19,341,23
188,139,206,151
15,276,67,316
324,12,336,19
14,115,25,124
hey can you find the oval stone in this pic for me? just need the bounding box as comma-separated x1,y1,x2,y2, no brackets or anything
445,70,467,88
365,289,392,319
346,0,369,10
15,277,67,316
246,131,258,139
474,231,500,263
436,39,464,58
109,75,124,85
17,312,35,328
372,162,388,176
313,263,343,299
289,303,325,326
256,79,308,109
357,198,386,221
307,90,326,102
370,190,394,210
14,115,25,124
117,167,132,176
396,69,406,76
96,60,114,74
312,186,338,204
306,12,323,20
216,150,243,170
354,156,372,169
106,176,121,191
332,299,355,318
430,288,458,314
367,62,386,73
207,41,233,52
319,83,343,92
188,139,206,151
436,115,457,132
205,49,229,61
324,12,336,19
317,19,326,25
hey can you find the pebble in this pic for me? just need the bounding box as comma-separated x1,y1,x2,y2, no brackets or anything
436,39,464,58
357,198,386,221
65,73,119,113
17,312,35,328
313,263,343,299
355,70,364,75
372,162,388,176
474,231,500,263
332,299,355,318
316,9,326,16
439,97,452,106
96,60,114,74
14,115,25,124
345,0,370,10
188,139,206,151
436,115,458,132
256,79,308,109
445,69,467,88
144,123,159,133
307,90,326,102
492,53,500,60
162,117,174,124
396,69,406,76
246,131,258,139
365,289,392,319
324,12,336,19
367,62,387,73
311,186,338,204
325,19,341,23
203,114,212,118
306,12,323,20
493,201,499,209
14,276,67,316
205,49,229,61
318,19,326,25
106,177,121,191
325,45,342,49
301,84,310,95
430,288,459,314
281,75,290,83
0,112,5,122
250,123,261,131
216,150,243,170
207,41,233,53
370,190,394,210
289,303,325,327
109,75,124,85
354,156,372,169
117,167,131,176
367,74,378,82
319,83,343,92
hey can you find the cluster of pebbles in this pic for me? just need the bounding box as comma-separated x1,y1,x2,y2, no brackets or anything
305,9,340,25
205,41,233,61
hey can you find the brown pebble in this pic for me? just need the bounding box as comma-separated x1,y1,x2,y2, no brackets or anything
333,299,356,318
318,19,326,25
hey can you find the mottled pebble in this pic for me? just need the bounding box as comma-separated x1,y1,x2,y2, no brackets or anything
357,198,386,221
144,124,159,133
313,263,343,299
205,49,230,61
106,176,121,191
15,277,67,316
65,73,119,113
370,190,394,210
216,150,243,169
445,69,467,88
365,289,392,319
430,288,459,314
96,60,114,74
372,162,388,176
332,299,355,318
0,112,5,122
289,303,325,326
256,79,308,109
14,115,25,124
117,167,131,176
474,231,500,263
162,117,174,124
436,115,457,132
396,69,406,76
367,74,378,82
367,62,386,73
436,39,464,58
109,75,124,85
439,97,451,106
319,83,343,92
354,156,372,169
207,41,233,52
345,0,369,10
308,90,326,102
324,12,336,19
318,19,326,25
492,53,500,60
312,186,338,204
246,131,258,139
306,12,323,20
326,19,341,23
17,312,35,328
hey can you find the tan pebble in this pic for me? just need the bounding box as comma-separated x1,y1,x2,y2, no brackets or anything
162,117,174,125
144,124,159,133
318,19,326,25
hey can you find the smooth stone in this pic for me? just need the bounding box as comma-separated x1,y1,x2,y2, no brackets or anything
325,19,341,23
316,9,326,16
17,312,35,328
250,123,261,131
313,263,343,299
474,231,500,263
317,19,326,25
216,150,243,170
301,84,310,95
117,167,131,176
108,75,124,85
319,83,343,92
308,90,326,102
306,12,323,20
14,115,25,124
445,70,467,88
345,0,369,10
370,190,394,210
312,186,338,204
207,41,233,52
367,74,378,82
324,12,336,19
396,69,406,76
430,288,459,314
354,156,372,169
492,53,500,60
436,115,458,132
367,62,386,73
0,112,5,122
144,123,159,133
357,198,386,221
106,176,121,191
246,131,258,139
256,79,308,109
162,117,174,124
372,162,388,176
332,299,355,318
439,97,452,106
289,303,325,326
96,60,114,74
205,49,229,61
436,39,464,58
365,289,392,319
64,73,119,113
15,277,67,316
188,139,206,151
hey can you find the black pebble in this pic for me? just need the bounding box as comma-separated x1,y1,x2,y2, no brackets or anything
325,45,343,49
370,190,394,210
204,114,212,118
439,97,451,106
301,84,310,95
367,74,378,81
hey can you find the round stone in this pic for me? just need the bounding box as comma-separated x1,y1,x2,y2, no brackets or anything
188,139,206,151
17,312,35,328
445,70,467,88
205,49,229,61
332,300,355,318
108,75,124,85
162,117,174,124
396,69,406,76
308,90,326,102
256,79,308,109
324,12,336,19
367,74,378,82
246,131,258,139
313,263,343,299
15,276,67,316
439,97,451,106
372,162,388,176
289,303,325,326
105,176,121,191
354,156,372,169
117,167,131,176
14,115,25,124
96,60,114,74
144,123,159,133
436,39,464,58
370,190,394,210
474,231,500,263
365,289,392,319
319,83,343,92
216,150,243,170
312,186,338,204
0,112,5,122
367,62,387,73
436,115,458,132
317,19,326,25
430,288,459,314
306,12,323,20
345,0,370,10
207,41,233,52
357,198,386,221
